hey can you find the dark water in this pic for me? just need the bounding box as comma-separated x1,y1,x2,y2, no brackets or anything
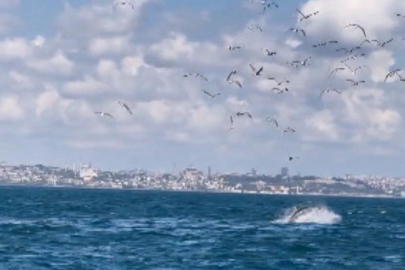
0,187,404,269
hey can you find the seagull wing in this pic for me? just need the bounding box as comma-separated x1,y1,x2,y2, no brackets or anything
123,104,133,115
296,8,306,18
249,64,257,74
300,29,306,36
202,89,214,98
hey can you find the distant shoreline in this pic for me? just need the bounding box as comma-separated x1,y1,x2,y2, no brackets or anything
0,183,401,200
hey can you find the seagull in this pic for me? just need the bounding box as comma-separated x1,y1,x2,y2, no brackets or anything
344,63,367,74
287,27,306,37
289,155,300,161
263,1,279,14
267,77,290,85
229,116,234,131
266,117,278,127
226,70,237,82
283,127,296,134
272,87,289,94
249,64,264,76
384,69,402,82
247,25,263,32
202,89,221,99
340,53,366,63
228,45,242,51
394,13,405,18
296,8,319,22
328,67,346,78
95,112,114,118
113,2,135,9
371,38,394,47
236,112,253,119
118,101,133,115
344,24,367,38
319,88,341,98
262,48,277,56
312,40,338,48
183,72,208,81
345,79,366,86
291,56,311,67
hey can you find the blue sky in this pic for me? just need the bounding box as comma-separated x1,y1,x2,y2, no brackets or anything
1,0,405,177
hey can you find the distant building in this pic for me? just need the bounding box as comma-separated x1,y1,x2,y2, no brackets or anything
79,164,98,182
252,167,257,177
281,167,289,176
208,166,211,180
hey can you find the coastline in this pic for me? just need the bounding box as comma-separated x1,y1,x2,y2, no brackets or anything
0,183,401,200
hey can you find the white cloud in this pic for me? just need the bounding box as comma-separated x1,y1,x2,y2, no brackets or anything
0,95,24,121
0,38,31,60
27,50,74,76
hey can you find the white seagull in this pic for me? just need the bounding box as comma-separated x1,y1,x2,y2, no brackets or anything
296,8,319,22
344,24,367,38
95,112,114,118
287,27,306,37
202,89,221,99
249,64,264,76
118,101,133,115
113,2,134,9
266,117,278,127
319,88,341,98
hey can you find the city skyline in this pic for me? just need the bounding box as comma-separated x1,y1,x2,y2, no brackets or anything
0,0,405,177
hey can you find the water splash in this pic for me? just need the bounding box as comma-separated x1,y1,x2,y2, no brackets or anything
272,205,341,225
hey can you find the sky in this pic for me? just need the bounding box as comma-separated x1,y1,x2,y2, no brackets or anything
1,0,405,177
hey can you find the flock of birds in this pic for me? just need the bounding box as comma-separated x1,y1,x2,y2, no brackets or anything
95,0,404,162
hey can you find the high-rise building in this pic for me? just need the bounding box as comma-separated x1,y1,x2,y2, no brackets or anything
252,167,257,177
208,166,212,180
281,167,289,176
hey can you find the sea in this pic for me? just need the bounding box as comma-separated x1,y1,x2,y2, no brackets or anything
0,186,404,270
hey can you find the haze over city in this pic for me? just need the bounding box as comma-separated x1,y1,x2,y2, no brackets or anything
1,0,405,177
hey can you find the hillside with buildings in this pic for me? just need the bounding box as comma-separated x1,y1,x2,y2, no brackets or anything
0,163,404,198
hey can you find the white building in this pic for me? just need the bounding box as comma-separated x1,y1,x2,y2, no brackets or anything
79,164,98,182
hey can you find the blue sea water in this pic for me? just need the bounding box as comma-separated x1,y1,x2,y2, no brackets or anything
0,187,404,269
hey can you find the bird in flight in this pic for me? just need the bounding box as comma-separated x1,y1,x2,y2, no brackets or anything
290,56,312,67
296,8,319,22
266,117,278,127
283,127,296,134
344,24,367,38
249,64,264,76
328,67,346,78
229,116,234,131
228,45,242,51
319,88,341,98
95,112,114,119
263,1,279,14
371,38,394,47
267,77,290,86
262,48,277,56
113,2,134,9
344,63,367,75
289,155,300,161
201,89,221,99
287,27,306,37
118,101,133,115
272,87,289,94
312,40,338,48
345,79,366,86
183,72,208,81
236,112,253,119
384,69,402,82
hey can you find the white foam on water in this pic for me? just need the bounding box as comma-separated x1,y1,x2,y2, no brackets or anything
272,205,341,225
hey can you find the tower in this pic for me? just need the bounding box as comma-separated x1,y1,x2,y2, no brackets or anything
208,166,212,180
